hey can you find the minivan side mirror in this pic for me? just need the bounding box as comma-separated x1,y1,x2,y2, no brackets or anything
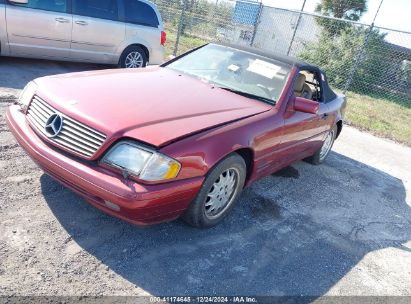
293,96,319,114
9,0,28,3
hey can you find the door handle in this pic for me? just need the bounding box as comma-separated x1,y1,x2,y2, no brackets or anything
75,21,88,26
55,17,70,23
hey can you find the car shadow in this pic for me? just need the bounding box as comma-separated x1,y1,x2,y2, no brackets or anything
0,57,109,90
41,151,411,296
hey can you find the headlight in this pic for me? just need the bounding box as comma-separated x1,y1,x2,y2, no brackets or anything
18,81,37,111
102,141,181,181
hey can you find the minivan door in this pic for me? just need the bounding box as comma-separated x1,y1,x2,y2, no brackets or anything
70,0,125,64
5,0,72,58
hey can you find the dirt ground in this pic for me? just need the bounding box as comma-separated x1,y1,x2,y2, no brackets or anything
0,57,410,297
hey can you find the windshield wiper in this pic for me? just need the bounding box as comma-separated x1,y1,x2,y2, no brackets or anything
216,86,275,105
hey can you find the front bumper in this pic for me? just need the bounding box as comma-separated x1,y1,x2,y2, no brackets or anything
6,105,203,225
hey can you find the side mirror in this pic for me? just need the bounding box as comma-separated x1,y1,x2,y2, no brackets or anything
9,0,28,3
293,96,319,114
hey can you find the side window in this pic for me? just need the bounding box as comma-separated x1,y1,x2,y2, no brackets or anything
124,0,159,28
12,0,67,13
73,0,119,21
300,70,323,102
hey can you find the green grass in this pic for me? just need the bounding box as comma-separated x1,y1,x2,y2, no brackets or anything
165,31,209,57
163,32,411,146
344,91,411,146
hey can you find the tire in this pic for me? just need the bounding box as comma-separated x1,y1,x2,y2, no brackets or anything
119,46,147,69
305,124,338,165
182,153,247,228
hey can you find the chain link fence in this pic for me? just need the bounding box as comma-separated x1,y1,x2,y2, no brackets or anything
153,0,411,105
152,0,237,55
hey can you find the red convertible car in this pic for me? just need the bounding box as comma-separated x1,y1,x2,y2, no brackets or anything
7,43,346,228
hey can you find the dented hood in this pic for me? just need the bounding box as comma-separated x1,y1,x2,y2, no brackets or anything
34,67,271,147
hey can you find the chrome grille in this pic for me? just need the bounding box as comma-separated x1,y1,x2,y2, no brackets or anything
27,95,106,157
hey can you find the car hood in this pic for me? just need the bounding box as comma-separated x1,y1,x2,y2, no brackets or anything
34,67,271,147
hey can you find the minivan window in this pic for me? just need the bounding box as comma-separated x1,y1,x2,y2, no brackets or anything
12,0,67,13
124,0,159,28
73,0,119,21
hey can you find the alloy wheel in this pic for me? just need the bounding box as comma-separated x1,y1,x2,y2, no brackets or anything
319,129,335,160
125,51,144,68
204,168,239,219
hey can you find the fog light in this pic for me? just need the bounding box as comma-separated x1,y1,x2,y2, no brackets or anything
104,200,120,211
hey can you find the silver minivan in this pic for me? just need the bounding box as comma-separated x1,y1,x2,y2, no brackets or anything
0,0,165,67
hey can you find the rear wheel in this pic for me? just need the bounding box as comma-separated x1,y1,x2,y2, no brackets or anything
305,124,337,165
119,46,147,69
182,154,246,228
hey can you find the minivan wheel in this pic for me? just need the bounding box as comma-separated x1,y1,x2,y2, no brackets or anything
305,124,338,165
119,46,147,68
182,153,246,228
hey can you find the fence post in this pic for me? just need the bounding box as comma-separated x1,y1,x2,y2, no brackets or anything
343,24,374,94
250,2,263,47
174,1,187,56
287,0,306,56
343,0,383,93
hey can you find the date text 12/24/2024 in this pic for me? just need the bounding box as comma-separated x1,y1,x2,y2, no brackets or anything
150,297,257,303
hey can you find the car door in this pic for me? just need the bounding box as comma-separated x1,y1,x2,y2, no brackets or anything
70,0,125,64
122,0,162,56
280,69,332,162
5,0,71,59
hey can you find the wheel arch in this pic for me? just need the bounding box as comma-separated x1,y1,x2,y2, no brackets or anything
120,43,150,63
161,141,257,187
200,146,255,188
157,113,272,187
233,147,254,182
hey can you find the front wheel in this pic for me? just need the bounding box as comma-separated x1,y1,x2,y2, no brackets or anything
119,46,147,69
182,154,246,228
305,124,337,165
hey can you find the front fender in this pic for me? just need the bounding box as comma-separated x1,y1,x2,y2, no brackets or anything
159,110,276,183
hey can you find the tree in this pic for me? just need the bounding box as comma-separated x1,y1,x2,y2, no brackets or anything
299,0,395,95
315,0,367,35
315,0,367,21
299,26,389,93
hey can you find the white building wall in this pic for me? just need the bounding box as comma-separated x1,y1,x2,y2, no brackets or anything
252,8,322,55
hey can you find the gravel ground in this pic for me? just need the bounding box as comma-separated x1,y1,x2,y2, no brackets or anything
0,57,410,297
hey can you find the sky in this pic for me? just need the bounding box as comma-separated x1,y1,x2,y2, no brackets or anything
261,0,411,47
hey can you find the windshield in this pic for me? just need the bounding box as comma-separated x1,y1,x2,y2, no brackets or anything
165,44,292,104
